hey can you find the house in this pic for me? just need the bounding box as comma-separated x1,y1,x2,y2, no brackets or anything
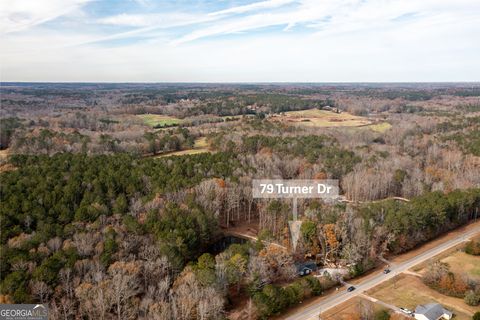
296,262,317,276
414,303,452,320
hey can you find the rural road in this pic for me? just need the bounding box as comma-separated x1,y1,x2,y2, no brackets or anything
285,225,480,320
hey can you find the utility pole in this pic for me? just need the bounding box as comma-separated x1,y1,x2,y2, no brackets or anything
292,197,298,221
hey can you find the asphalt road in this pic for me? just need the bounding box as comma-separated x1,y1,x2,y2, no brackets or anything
285,225,480,320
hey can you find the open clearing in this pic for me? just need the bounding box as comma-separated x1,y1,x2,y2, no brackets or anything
0,149,16,172
442,251,480,280
0,149,9,160
137,114,182,127
367,274,477,319
272,108,372,128
366,122,392,133
318,296,394,320
155,137,211,158
416,250,480,281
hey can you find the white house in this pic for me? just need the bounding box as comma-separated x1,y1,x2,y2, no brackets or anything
414,303,453,320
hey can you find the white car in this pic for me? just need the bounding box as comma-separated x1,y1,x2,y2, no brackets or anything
399,307,413,315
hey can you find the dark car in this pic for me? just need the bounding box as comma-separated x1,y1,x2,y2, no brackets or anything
383,269,391,274
299,267,312,276
347,286,355,292
296,262,318,276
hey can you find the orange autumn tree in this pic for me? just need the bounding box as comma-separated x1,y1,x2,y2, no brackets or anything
259,244,296,281
323,224,339,261
314,172,327,180
215,178,226,189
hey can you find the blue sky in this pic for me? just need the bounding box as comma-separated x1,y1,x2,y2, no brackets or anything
1,0,479,82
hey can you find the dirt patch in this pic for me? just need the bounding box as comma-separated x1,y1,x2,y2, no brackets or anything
0,163,17,173
0,148,9,160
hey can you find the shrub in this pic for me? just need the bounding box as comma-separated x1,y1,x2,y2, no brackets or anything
252,276,322,319
375,310,390,320
464,290,480,306
465,241,480,255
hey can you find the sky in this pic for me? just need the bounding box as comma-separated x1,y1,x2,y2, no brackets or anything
0,0,479,82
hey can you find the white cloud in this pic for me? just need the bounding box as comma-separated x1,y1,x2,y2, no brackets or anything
0,0,479,81
172,0,480,45
209,0,296,16
96,12,210,28
171,0,351,45
0,0,90,34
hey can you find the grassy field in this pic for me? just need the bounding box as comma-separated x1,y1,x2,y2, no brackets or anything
155,137,211,158
412,235,480,279
416,249,480,282
442,251,480,281
319,297,393,320
222,115,248,121
137,114,182,127
273,109,372,128
368,274,477,319
367,122,392,133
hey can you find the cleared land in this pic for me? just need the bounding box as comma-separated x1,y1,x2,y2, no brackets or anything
366,122,392,133
0,149,9,160
155,137,211,158
0,149,16,172
367,274,477,320
272,109,372,128
416,250,480,282
318,296,400,320
443,251,480,281
137,114,182,127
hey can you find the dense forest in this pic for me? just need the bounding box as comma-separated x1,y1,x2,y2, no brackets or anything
1,83,479,319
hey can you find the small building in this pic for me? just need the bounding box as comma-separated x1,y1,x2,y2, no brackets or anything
296,262,317,276
414,303,452,320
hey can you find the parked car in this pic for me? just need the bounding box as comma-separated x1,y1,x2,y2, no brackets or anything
296,262,318,276
347,286,356,292
383,269,391,274
299,267,312,276
400,307,413,315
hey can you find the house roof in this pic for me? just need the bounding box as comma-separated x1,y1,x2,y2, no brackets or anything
415,303,452,320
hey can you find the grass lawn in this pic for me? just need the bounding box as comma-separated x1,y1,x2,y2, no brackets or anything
319,297,392,320
367,122,392,133
275,108,371,128
193,137,209,148
368,274,477,320
441,251,480,281
155,137,211,158
221,115,247,121
414,240,480,281
137,114,182,127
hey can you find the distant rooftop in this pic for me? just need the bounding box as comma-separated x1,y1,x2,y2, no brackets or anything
415,303,452,320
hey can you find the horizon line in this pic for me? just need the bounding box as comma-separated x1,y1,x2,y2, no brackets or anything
2,81,480,85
